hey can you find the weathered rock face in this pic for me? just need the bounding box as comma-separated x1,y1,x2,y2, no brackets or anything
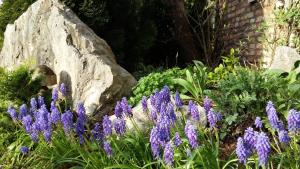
0,0,137,117
269,46,300,72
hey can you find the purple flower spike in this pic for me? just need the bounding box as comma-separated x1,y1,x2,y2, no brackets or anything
255,117,263,129
164,142,174,166
236,137,251,164
207,110,218,129
114,101,123,118
43,127,52,142
150,109,158,122
278,130,290,144
121,97,133,117
50,106,61,124
203,96,212,114
185,121,198,149
174,91,183,108
173,132,182,147
266,101,280,130
22,115,33,133
91,123,103,142
7,106,17,121
103,141,113,157
20,146,29,154
150,127,160,158
160,86,171,103
60,83,67,97
38,96,45,107
102,115,112,137
61,110,74,135
243,127,257,150
287,109,300,132
188,101,200,121
18,104,27,120
114,118,126,136
255,132,271,167
30,98,38,112
52,87,58,102
142,96,148,112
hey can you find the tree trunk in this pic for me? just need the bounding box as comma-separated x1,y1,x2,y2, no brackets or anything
163,0,201,64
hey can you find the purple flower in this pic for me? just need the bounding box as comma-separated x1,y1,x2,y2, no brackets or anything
287,109,300,132
163,142,174,166
173,132,182,147
50,106,61,124
114,101,123,118
166,102,177,124
38,96,45,107
36,105,50,131
174,91,183,108
52,87,58,102
102,115,112,136
150,127,160,158
20,146,29,154
30,98,38,112
30,122,40,142
7,106,17,121
236,137,251,164
160,86,171,103
60,83,67,97
185,121,198,149
121,97,132,117
114,118,126,136
255,132,271,167
207,110,218,128
76,102,86,123
43,127,52,142
243,127,257,150
188,101,200,121
150,109,158,122
18,104,27,120
61,110,73,135
22,115,33,133
91,123,103,142
203,96,212,114
278,130,290,144
266,101,280,130
103,141,112,157
142,96,148,112
255,117,263,129
157,115,171,144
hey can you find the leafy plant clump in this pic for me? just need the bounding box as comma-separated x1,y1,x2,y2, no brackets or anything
129,67,185,105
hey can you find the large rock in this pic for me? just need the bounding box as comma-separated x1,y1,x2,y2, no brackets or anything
0,0,136,117
269,46,300,72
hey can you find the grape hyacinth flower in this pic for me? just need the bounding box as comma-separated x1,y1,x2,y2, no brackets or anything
203,96,212,114
150,127,160,158
243,127,257,150
255,117,263,129
61,110,73,135
142,96,148,112
278,130,290,144
50,106,61,124
236,137,251,164
287,109,300,132
102,115,112,137
38,96,45,107
160,86,171,103
30,122,40,142
185,121,198,149
255,132,271,167
20,146,29,154
114,101,123,118
174,91,183,108
7,106,17,121
266,101,280,130
114,118,126,136
91,123,103,142
30,98,38,112
157,115,171,145
121,97,133,117
103,141,112,157
188,101,200,121
207,109,218,129
163,142,174,166
60,83,67,97
173,132,182,147
43,126,52,142
52,87,58,102
22,115,33,133
166,102,177,124
150,109,158,122
36,105,50,131
18,104,27,120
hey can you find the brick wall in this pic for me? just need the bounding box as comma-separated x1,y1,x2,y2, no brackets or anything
222,0,273,64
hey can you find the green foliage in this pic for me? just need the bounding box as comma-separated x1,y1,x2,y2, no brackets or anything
174,61,208,102
129,67,185,105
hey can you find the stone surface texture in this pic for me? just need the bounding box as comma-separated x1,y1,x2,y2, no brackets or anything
0,0,136,116
269,46,300,72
